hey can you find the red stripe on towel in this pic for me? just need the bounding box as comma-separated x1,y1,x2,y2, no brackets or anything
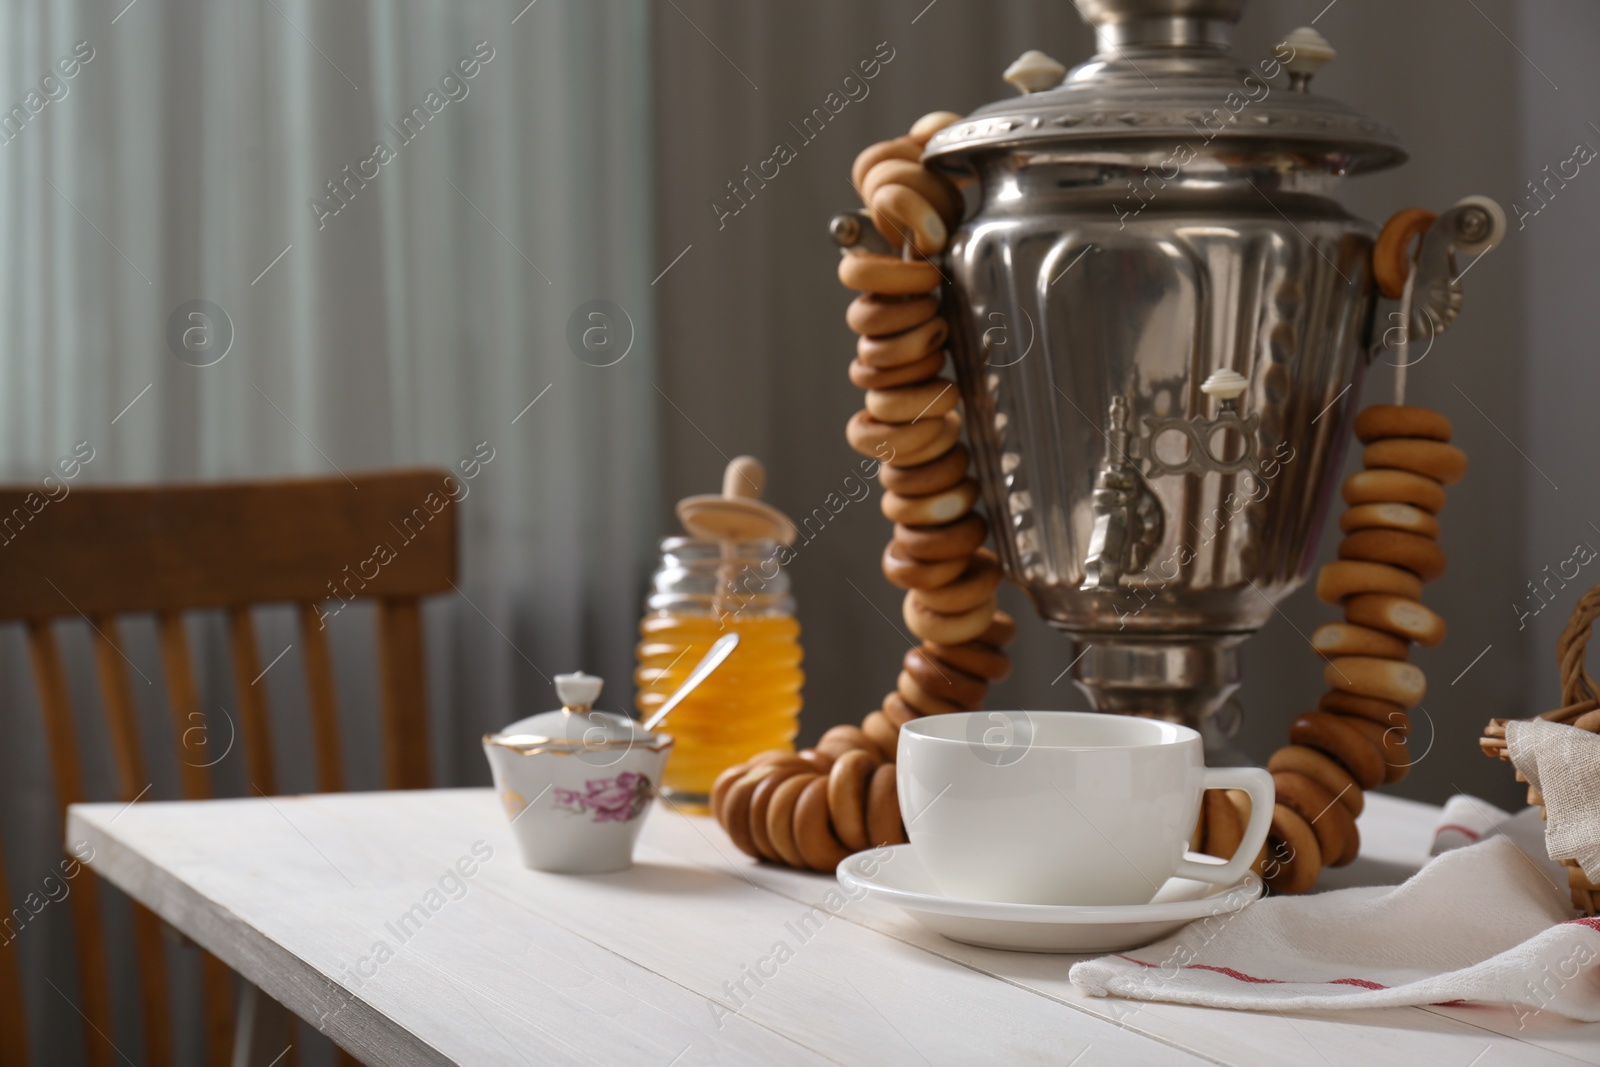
1434,824,1481,841
1114,955,1388,990
1564,917,1600,933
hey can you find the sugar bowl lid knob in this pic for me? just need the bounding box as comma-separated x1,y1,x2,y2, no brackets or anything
554,672,604,712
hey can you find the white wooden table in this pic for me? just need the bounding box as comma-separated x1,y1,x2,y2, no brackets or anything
69,789,1600,1066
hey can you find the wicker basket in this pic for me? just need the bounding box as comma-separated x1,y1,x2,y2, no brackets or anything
1481,582,1600,915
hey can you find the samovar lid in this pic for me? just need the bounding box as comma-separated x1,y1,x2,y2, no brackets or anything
923,0,1405,176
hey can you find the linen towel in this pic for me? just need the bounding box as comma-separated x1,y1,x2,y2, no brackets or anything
1069,835,1600,1020
1508,716,1600,881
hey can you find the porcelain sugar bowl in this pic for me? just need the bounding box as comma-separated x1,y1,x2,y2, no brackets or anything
482,672,673,874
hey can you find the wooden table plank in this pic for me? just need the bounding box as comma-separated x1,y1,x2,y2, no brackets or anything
71,791,1203,1066
643,792,1600,1067
70,797,839,1066
311,790,1206,1067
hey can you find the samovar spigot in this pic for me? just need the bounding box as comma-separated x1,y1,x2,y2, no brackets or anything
1080,397,1163,592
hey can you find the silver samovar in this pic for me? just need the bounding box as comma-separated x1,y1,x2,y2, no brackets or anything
891,1,1478,757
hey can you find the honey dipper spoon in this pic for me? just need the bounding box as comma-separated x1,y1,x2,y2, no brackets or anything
642,633,740,732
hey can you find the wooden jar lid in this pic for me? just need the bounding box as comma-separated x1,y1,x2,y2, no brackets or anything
676,456,797,545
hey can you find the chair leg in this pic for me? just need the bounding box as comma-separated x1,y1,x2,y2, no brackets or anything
230,981,291,1067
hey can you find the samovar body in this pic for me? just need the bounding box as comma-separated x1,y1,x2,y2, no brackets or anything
924,1,1406,752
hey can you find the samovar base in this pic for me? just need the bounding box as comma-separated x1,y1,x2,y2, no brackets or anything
1061,633,1253,767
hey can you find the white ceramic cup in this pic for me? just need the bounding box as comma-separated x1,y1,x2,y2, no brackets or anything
897,711,1274,906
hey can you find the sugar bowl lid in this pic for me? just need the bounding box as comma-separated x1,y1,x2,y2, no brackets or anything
486,672,669,755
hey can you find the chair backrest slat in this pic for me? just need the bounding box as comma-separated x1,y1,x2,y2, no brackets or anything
88,619,147,801
226,607,277,796
0,849,29,1067
26,621,113,1067
88,619,175,1066
376,598,431,790
297,603,345,794
155,612,216,802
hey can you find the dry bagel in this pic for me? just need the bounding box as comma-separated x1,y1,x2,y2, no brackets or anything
903,645,988,708
846,408,948,461
1288,710,1386,789
1324,655,1426,708
858,317,949,369
977,610,1018,647
903,591,997,645
1199,789,1244,861
893,514,988,561
1267,744,1363,816
861,709,900,758
1317,690,1410,735
881,539,967,590
1372,212,1437,299
1340,502,1441,540
850,350,946,392
1272,771,1350,871
827,749,877,852
1338,529,1447,583
794,777,851,870
1363,438,1467,487
847,293,938,337
1353,403,1452,444
850,137,922,192
1343,593,1446,647
1342,469,1446,514
1263,803,1323,894
765,772,817,867
908,110,962,146
1316,560,1424,604
817,724,883,763
861,158,962,223
910,549,1002,613
922,638,1012,681
838,253,943,296
867,378,959,424
881,692,921,727
879,443,971,496
881,478,979,527
897,669,966,716
1336,713,1411,785
891,411,963,467
866,764,906,846
870,183,947,256
749,762,811,860
1311,621,1410,661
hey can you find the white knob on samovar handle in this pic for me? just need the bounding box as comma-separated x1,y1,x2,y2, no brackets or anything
1004,50,1067,95
1200,368,1249,403
1280,27,1335,92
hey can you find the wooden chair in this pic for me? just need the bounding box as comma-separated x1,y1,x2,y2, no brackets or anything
0,469,457,1067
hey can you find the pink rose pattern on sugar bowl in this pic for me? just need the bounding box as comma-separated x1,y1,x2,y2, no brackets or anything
552,772,652,824
483,672,672,874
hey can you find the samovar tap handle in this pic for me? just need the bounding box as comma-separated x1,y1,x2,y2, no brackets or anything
1080,397,1165,592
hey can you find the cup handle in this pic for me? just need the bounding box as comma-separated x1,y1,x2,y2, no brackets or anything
1171,767,1275,887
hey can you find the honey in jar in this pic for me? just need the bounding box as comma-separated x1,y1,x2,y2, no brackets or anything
635,458,802,811
634,538,803,810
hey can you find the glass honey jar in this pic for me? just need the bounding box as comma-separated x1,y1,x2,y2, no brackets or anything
633,537,803,812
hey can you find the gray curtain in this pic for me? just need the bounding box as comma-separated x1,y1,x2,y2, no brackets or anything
652,0,1549,813
0,1,655,1063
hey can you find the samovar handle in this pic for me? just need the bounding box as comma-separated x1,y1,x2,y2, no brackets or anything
1371,195,1507,398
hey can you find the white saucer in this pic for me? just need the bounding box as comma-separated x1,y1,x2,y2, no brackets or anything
837,844,1262,954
